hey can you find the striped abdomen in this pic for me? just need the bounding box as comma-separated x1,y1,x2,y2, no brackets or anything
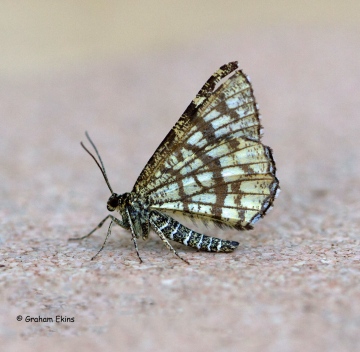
150,210,239,252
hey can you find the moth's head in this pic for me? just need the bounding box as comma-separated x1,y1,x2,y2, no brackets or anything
107,192,130,212
107,193,120,212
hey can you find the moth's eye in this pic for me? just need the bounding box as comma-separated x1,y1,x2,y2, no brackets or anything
107,194,118,211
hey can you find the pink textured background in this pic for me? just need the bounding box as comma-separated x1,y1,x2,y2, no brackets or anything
1,7,360,351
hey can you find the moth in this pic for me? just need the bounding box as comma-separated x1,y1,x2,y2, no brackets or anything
70,61,279,264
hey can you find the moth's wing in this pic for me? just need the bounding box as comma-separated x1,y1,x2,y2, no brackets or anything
134,63,265,193
133,61,239,194
149,136,278,229
133,62,279,229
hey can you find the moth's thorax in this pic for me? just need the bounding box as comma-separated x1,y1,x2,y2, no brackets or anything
106,192,150,213
128,192,150,212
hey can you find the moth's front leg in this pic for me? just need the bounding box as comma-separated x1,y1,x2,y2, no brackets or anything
69,214,128,241
70,215,129,260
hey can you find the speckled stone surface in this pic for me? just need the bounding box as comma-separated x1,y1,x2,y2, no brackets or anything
1,26,360,351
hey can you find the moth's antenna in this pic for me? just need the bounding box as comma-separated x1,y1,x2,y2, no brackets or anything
81,132,113,194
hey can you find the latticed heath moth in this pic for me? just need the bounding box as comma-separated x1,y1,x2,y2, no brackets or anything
70,62,279,264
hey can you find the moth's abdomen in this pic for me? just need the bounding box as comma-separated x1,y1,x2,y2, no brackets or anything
150,210,239,252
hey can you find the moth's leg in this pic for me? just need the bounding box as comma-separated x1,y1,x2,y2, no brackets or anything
90,219,114,260
126,209,143,264
150,211,239,253
90,216,131,260
151,222,190,265
69,215,126,241
141,220,150,241
70,215,127,260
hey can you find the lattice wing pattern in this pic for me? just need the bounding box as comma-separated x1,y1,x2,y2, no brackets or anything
133,62,278,230
195,69,262,143
149,137,277,229
133,62,239,195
